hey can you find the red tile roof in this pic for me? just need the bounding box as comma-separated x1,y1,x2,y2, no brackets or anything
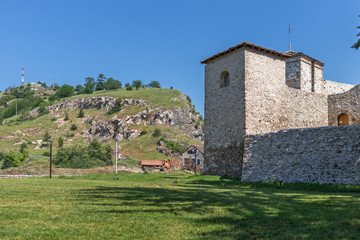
201,42,289,64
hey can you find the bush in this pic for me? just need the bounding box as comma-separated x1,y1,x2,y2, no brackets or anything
132,80,142,90
43,131,51,143
38,105,49,116
162,139,186,154
70,124,77,131
0,152,4,161
48,95,59,102
56,84,74,98
126,86,133,91
152,128,162,137
58,137,64,148
54,139,113,168
64,112,69,121
186,95,191,103
107,99,123,115
147,81,161,88
140,130,147,136
51,117,57,121
77,108,84,118
104,78,122,90
43,152,50,157
20,142,27,153
1,151,26,169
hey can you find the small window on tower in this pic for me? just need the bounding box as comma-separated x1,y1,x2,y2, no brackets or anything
220,71,230,88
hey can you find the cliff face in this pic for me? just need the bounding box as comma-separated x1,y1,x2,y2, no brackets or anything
43,96,203,143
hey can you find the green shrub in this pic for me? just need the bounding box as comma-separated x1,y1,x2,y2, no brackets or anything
107,99,123,115
66,133,75,138
77,108,84,118
51,117,57,121
158,137,186,154
56,84,74,98
42,131,51,143
140,130,147,136
20,142,28,156
43,152,50,157
64,112,69,121
132,80,142,90
163,140,186,154
70,124,77,131
147,81,161,88
0,152,4,161
152,128,162,137
186,95,191,103
54,139,112,168
58,137,64,148
1,151,26,169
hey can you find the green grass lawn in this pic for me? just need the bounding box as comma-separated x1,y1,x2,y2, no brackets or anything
0,173,359,239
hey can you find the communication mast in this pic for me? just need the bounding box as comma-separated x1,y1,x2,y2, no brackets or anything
21,65,25,85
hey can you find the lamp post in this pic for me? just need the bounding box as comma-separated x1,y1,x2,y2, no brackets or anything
49,139,53,179
115,136,119,173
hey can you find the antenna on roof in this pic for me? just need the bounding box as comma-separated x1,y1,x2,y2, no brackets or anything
289,24,291,51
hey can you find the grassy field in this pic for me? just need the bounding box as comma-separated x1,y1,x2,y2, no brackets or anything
0,173,359,239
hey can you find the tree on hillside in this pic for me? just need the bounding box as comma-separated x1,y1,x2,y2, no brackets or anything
104,77,122,90
84,77,96,94
95,74,106,91
147,80,161,88
352,16,360,50
51,83,60,91
43,131,51,143
56,84,74,98
75,84,85,94
77,108,85,118
132,80,142,90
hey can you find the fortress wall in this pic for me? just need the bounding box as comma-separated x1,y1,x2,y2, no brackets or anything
328,85,360,126
244,50,328,136
204,49,246,177
242,126,360,185
324,80,354,95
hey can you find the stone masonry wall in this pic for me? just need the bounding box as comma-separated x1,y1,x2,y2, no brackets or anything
285,55,324,93
204,49,246,177
242,126,360,185
244,50,328,135
285,60,301,89
328,85,360,126
324,80,354,95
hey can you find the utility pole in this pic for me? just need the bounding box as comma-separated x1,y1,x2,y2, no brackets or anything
194,149,197,175
49,139,53,179
115,136,118,173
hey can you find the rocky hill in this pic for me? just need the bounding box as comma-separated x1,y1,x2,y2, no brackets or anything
0,88,203,172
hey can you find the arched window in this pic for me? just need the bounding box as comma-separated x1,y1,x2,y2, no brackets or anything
338,113,349,126
220,71,230,88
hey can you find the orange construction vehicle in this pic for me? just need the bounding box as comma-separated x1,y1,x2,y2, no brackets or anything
138,159,171,171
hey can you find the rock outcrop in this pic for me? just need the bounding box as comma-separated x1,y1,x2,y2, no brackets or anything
38,96,203,143
84,106,203,142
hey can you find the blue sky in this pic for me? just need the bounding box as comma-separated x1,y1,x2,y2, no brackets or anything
1,0,359,115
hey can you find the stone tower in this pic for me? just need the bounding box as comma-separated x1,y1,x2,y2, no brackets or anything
201,42,354,178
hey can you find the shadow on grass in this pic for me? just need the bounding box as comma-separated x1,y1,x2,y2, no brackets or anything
77,178,360,239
